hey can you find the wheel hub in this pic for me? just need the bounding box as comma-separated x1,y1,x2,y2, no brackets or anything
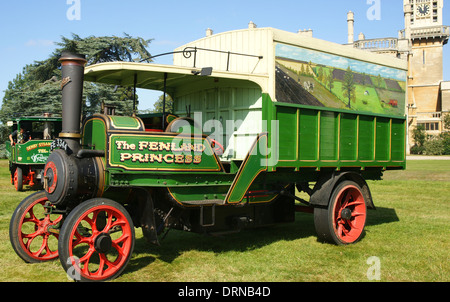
341,208,352,220
94,233,112,254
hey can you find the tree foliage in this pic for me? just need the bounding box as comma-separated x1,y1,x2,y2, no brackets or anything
342,66,356,108
410,116,450,155
0,33,153,125
151,94,173,114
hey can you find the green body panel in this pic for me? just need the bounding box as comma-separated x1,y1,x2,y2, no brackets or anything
270,101,406,170
7,140,53,165
82,117,107,151
225,133,268,203
108,115,145,130
6,116,62,168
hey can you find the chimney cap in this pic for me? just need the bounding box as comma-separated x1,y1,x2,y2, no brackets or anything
59,52,87,66
347,11,354,20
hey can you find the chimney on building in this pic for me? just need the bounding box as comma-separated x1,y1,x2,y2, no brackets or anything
248,21,257,29
298,29,313,37
403,4,412,40
206,28,213,37
358,32,365,41
347,11,355,44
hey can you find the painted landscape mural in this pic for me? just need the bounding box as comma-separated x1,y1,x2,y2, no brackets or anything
275,43,407,117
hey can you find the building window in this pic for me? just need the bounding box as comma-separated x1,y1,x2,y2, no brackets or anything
418,122,439,131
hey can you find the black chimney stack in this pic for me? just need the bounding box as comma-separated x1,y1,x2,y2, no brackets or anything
59,52,87,153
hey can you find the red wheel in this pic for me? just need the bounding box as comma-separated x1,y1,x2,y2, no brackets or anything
314,180,367,245
58,199,135,282
14,167,23,191
9,191,62,263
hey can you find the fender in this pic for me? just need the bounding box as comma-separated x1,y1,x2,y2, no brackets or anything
309,171,376,210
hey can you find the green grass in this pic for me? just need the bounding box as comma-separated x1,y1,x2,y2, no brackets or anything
0,159,448,282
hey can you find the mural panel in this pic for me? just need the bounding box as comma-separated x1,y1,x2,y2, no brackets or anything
275,43,407,117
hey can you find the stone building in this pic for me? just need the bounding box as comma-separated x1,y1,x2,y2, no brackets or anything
349,0,449,151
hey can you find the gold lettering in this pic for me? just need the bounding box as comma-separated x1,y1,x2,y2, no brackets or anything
26,144,38,151
163,154,174,163
185,155,193,164
149,142,159,151
138,141,148,151
175,154,185,164
120,153,132,162
149,154,163,163
159,142,171,151
171,143,183,152
116,140,135,150
132,153,144,162
193,155,202,164
144,154,150,162
116,141,125,150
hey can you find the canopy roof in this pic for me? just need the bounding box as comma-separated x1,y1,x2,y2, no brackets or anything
84,62,268,93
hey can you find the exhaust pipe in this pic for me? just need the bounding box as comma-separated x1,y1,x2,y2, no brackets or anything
58,52,87,153
43,52,102,208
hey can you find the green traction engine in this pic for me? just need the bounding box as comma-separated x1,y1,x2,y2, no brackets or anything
6,116,62,191
9,35,406,281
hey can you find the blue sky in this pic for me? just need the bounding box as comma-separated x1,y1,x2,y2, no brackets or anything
0,0,449,111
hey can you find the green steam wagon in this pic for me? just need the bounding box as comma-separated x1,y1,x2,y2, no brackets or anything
5,116,62,191
9,27,407,281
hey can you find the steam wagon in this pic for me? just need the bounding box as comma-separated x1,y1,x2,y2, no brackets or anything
5,115,62,191
9,27,407,281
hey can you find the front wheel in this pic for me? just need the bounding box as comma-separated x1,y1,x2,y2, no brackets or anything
58,198,135,282
9,191,62,263
314,180,367,245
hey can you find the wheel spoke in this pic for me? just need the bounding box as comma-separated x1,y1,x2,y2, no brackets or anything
34,236,49,257
78,248,95,275
351,211,365,218
346,200,365,207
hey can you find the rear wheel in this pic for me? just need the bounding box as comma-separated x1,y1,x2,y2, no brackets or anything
314,180,367,245
9,191,62,263
58,198,135,282
14,167,23,191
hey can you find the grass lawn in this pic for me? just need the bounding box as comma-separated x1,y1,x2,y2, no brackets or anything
0,159,448,282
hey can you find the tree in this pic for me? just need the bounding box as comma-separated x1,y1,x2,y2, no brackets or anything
443,112,450,131
0,33,153,123
375,74,383,88
342,66,356,108
326,70,334,92
411,124,426,154
317,67,323,83
151,94,173,114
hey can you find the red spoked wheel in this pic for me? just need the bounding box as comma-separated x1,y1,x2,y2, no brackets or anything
314,180,367,245
9,191,62,263
13,167,23,191
58,198,135,282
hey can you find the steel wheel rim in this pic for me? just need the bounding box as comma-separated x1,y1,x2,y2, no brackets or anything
67,205,133,281
17,197,61,261
332,185,366,244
